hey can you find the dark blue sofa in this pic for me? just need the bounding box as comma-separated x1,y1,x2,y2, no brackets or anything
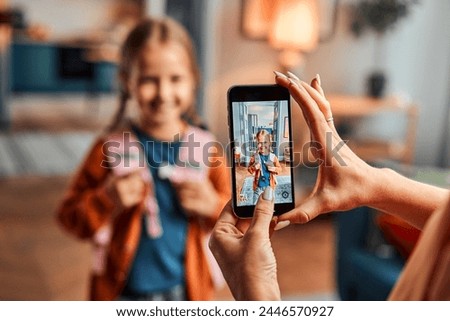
335,207,405,300
334,163,450,300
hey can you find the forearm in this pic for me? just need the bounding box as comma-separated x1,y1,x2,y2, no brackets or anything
364,167,450,230
226,269,281,301
248,156,256,174
234,277,281,301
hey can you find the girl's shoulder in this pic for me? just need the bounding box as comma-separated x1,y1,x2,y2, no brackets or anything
98,123,137,142
186,124,213,135
269,152,278,161
185,125,216,142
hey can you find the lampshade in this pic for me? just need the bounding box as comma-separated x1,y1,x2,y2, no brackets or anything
242,0,277,39
268,0,319,52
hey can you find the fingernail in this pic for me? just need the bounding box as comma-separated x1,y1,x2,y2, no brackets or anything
273,71,287,78
262,186,273,201
316,73,321,86
287,71,300,81
271,217,278,226
288,78,298,87
274,220,290,231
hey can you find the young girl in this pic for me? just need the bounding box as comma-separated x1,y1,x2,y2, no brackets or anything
247,129,281,204
56,17,230,301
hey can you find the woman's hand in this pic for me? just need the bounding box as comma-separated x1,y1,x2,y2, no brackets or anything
105,170,147,211
209,187,280,300
274,71,377,224
174,179,220,218
275,71,449,229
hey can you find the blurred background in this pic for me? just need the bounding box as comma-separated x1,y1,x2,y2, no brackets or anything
0,0,449,300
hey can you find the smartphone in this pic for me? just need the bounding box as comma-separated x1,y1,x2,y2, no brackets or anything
227,84,295,218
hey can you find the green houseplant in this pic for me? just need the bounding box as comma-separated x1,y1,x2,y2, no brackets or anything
349,0,419,97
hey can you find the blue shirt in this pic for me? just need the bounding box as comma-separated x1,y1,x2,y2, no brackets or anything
258,153,270,188
123,126,188,294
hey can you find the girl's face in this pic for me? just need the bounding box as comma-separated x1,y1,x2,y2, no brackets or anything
257,134,271,155
130,41,195,127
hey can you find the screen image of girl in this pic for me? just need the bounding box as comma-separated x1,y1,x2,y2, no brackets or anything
232,100,293,207
247,129,281,204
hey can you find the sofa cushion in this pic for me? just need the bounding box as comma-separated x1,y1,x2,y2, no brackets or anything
365,210,398,258
347,248,404,300
376,213,421,259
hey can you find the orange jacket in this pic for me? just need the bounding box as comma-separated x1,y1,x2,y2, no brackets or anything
247,153,281,191
56,131,230,300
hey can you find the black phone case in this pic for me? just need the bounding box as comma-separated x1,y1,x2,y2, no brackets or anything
227,84,295,218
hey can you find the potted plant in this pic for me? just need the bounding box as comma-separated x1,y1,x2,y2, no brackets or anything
350,0,419,98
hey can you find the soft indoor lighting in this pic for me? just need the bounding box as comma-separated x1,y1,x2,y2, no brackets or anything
242,0,277,39
268,0,319,69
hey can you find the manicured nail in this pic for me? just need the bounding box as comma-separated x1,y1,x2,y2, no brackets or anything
273,71,287,78
274,220,290,231
316,73,321,86
288,78,299,87
287,71,300,81
271,217,278,227
262,186,273,201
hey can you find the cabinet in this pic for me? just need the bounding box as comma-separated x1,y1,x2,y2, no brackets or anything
327,95,418,165
11,41,117,93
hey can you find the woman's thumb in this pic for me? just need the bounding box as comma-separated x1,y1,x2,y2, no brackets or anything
251,187,275,231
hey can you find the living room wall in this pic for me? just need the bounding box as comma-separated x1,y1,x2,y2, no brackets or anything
10,0,113,39
9,0,450,166
302,0,450,166
204,0,450,166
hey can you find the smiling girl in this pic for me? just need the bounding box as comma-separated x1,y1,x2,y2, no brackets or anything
248,129,281,204
56,17,230,301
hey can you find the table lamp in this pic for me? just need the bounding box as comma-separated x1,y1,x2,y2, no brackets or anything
268,0,319,71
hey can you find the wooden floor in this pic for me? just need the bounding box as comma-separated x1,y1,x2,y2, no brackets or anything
0,175,335,300
0,94,337,300
0,176,91,300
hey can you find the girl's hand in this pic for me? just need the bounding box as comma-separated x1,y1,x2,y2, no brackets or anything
274,71,377,224
174,179,220,218
105,170,147,211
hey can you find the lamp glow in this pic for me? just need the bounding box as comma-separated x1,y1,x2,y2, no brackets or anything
268,0,320,69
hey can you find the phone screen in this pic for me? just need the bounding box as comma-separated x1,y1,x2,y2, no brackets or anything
228,85,295,217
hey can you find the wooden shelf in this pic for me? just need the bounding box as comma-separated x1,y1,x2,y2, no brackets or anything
328,94,412,117
327,94,419,165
